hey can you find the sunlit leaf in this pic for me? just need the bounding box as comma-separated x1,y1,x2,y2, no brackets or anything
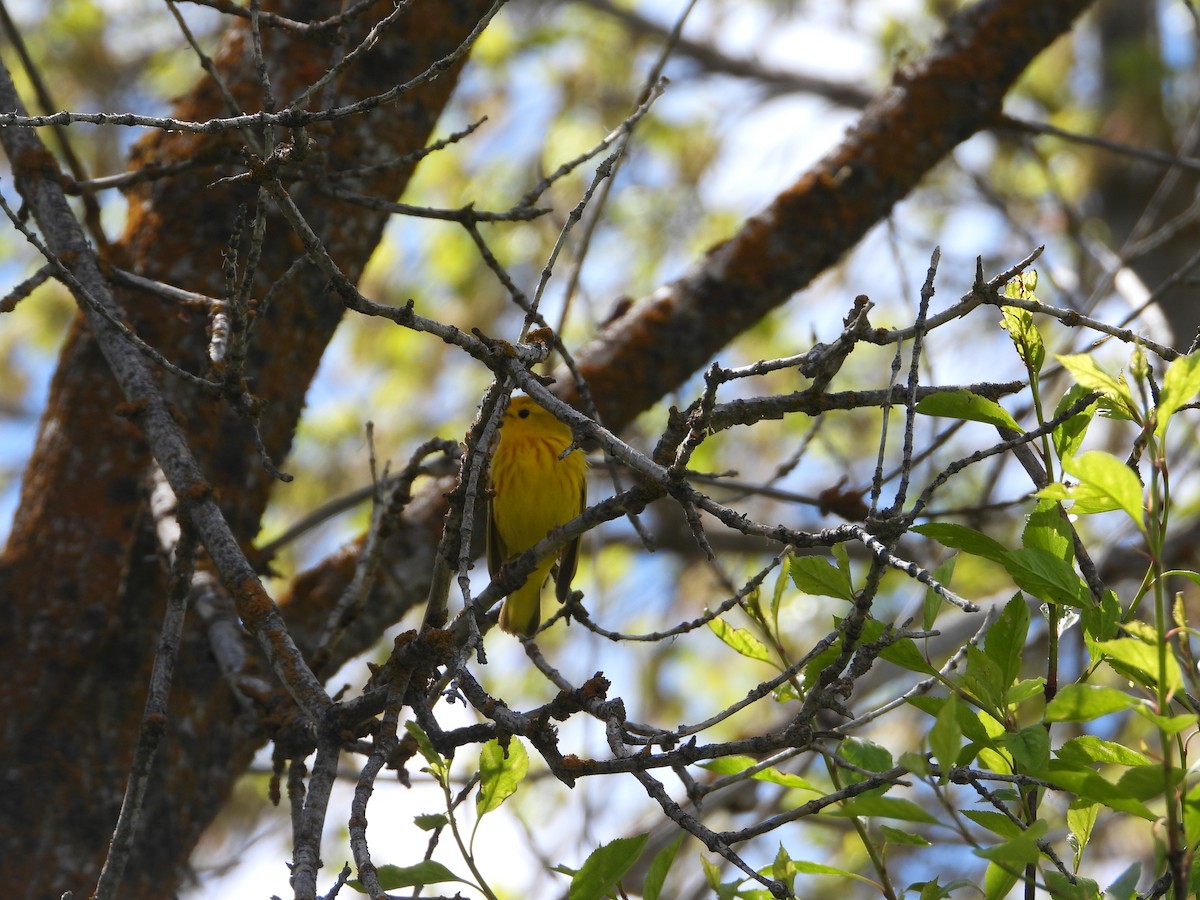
789,555,854,601
569,835,648,900
984,593,1029,696
1056,736,1150,767
1090,637,1182,695
642,834,684,900
413,814,448,831
1052,385,1097,461
1000,547,1086,607
914,522,1008,564
929,694,962,779
1045,683,1139,721
477,738,528,816
882,825,930,846
707,616,775,666
1155,352,1200,440
358,861,469,891
1057,354,1138,420
1058,451,1146,532
915,390,1021,430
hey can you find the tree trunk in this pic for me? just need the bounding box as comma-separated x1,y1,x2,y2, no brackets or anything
0,2,492,896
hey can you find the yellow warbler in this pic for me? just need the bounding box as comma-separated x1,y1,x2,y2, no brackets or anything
487,396,587,636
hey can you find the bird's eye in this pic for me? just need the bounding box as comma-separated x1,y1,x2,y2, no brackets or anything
518,408,531,418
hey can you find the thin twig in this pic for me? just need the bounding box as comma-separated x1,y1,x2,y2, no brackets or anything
93,529,198,900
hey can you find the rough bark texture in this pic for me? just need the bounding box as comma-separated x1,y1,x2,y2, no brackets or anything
0,0,1099,898
0,2,492,897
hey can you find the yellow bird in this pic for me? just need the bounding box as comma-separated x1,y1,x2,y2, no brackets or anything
487,395,587,636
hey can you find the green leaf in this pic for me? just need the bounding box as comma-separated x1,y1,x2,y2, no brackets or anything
1052,385,1097,461
985,594,1030,697
999,294,1045,374
832,541,852,578
413,813,448,831
477,738,528,816
929,694,963,779
1044,870,1101,900
880,825,929,846
973,707,1007,743
1045,683,1139,721
1042,763,1154,819
878,634,939,676
699,755,758,776
1022,498,1072,561
914,877,978,900
1003,725,1049,776
802,637,843,691
1007,677,1046,705
769,555,790,628
833,795,939,823
840,738,894,782
1184,785,1200,862
909,694,994,746
773,682,801,703
568,835,649,900
789,555,854,601
698,756,819,792
976,744,1013,777
372,861,468,890
983,861,1021,900
907,695,942,717
1132,707,1197,735
405,721,446,776
1080,590,1121,642
1056,736,1150,767
1091,637,1182,695
975,818,1048,867
1115,764,1181,801
913,522,1008,563
961,645,1004,712
1004,269,1038,299
962,809,1022,839
641,834,684,900
1057,353,1138,420
1155,352,1200,440
915,390,1021,431
768,844,798,896
1066,800,1098,865
753,768,820,792
707,616,774,666
1059,451,1146,532
791,860,877,886
1001,547,1086,607
1123,619,1158,642
899,751,930,776
700,855,723,891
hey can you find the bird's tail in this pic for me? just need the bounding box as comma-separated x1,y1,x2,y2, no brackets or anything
498,560,553,636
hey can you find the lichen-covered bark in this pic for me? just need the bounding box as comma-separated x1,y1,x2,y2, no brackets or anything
0,2,493,897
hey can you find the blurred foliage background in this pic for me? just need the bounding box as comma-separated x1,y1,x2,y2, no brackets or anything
3,0,1199,896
